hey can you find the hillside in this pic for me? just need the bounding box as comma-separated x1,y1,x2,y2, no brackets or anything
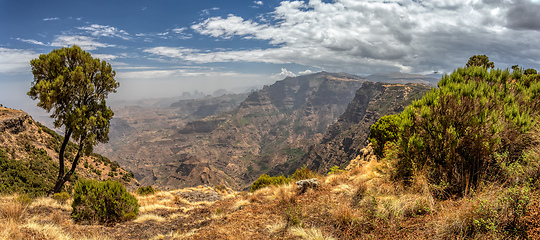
0,106,137,196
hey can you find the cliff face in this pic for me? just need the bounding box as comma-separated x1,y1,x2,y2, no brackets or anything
0,107,137,194
283,82,432,174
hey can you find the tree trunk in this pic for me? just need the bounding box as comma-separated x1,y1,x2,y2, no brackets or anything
48,128,74,196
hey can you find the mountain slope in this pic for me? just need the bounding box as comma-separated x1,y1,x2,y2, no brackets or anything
0,106,137,196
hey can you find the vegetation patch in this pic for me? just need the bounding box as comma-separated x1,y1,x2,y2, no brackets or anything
71,179,139,225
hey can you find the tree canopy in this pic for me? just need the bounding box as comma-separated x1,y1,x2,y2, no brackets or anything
28,45,119,194
465,55,494,69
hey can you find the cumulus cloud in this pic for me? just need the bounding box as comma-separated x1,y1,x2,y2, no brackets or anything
51,35,115,50
299,69,313,75
0,48,39,73
254,1,263,5
271,68,297,80
77,24,131,40
43,17,59,21
191,14,267,39
169,0,540,74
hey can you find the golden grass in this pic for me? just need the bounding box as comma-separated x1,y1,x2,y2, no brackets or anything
151,229,198,240
289,226,336,240
22,220,111,240
168,212,189,220
134,213,167,223
0,219,22,240
266,221,287,234
233,199,250,211
31,196,72,211
0,200,25,223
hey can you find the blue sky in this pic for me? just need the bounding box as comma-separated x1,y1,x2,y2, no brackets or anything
1,0,540,113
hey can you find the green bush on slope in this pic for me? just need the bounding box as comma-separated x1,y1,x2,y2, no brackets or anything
72,179,139,224
0,147,57,198
371,66,540,196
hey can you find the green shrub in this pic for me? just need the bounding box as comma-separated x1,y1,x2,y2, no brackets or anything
52,192,70,204
379,65,540,196
0,147,56,197
328,166,344,175
369,114,401,158
71,179,139,224
291,165,317,180
121,172,134,182
136,186,156,196
16,194,33,206
214,184,227,193
251,174,291,192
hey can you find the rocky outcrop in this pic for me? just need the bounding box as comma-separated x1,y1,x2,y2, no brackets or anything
0,109,31,134
178,118,226,134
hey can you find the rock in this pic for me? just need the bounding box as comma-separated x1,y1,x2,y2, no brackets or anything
296,178,319,194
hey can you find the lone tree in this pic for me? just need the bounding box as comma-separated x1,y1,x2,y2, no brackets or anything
28,45,119,195
465,54,494,69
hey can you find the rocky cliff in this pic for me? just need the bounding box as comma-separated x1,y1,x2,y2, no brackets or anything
297,82,432,173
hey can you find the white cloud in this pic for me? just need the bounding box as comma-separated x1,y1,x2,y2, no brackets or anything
183,0,540,74
50,35,115,50
92,54,118,61
43,17,59,21
298,69,312,75
254,1,264,5
16,38,46,46
201,7,220,16
77,24,131,40
0,48,39,73
192,14,268,39
271,68,296,80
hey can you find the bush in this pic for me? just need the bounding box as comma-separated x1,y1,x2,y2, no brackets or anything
251,174,291,192
369,114,401,158
16,194,33,206
121,172,134,182
328,166,344,175
0,147,56,197
71,179,139,224
136,186,156,196
379,66,540,196
52,192,70,204
291,165,317,180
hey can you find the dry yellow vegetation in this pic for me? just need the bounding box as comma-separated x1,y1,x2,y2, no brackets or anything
1,154,540,239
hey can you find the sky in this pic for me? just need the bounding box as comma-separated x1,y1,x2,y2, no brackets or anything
1,0,540,114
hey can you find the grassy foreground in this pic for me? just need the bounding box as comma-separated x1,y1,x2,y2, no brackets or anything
1,156,540,239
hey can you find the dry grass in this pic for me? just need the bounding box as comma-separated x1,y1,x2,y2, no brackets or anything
0,200,26,223
151,229,198,240
289,226,336,240
31,196,72,211
266,221,287,234
134,213,167,223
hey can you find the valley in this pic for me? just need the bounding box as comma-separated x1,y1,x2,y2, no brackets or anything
95,72,432,191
